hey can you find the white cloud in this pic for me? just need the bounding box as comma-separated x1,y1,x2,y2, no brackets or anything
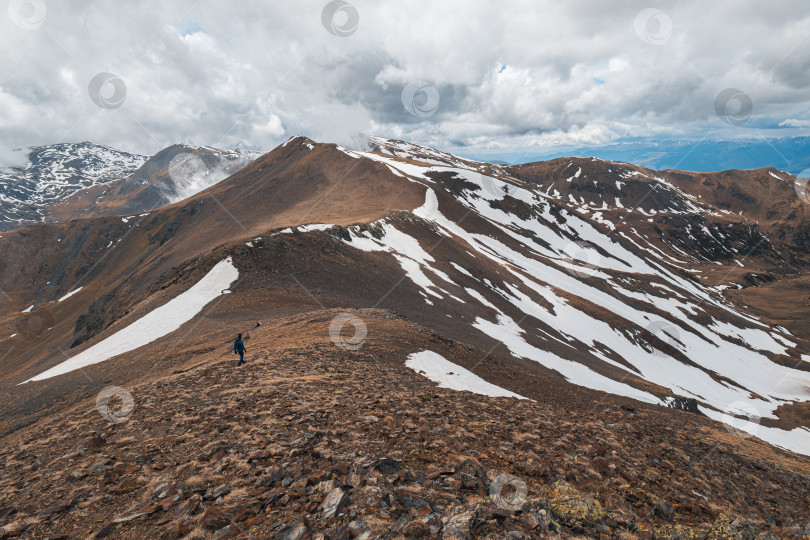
1,0,809,156
0,142,30,169
780,119,810,128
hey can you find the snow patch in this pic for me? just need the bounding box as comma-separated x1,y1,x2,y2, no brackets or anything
406,350,526,399
450,262,474,278
58,287,83,302
566,168,581,182
298,223,333,233
22,258,239,383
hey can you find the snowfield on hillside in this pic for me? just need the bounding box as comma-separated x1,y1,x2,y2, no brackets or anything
22,258,239,383
337,140,810,455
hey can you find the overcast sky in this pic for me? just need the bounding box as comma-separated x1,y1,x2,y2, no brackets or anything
1,0,810,158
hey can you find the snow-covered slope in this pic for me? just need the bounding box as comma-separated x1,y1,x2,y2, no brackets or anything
21,257,238,383
0,142,147,230
0,142,261,230
335,137,810,454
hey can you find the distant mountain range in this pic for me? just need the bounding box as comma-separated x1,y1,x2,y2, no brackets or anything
463,137,810,174
0,142,259,231
4,137,806,233
0,142,147,230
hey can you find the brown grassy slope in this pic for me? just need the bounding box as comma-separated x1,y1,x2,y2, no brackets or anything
0,141,425,381
726,273,810,339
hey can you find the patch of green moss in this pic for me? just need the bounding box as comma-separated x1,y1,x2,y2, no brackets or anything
546,481,606,525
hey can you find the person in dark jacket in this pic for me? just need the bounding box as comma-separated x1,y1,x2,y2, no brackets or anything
234,333,246,366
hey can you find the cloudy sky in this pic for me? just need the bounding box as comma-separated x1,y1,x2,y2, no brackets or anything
1,0,810,159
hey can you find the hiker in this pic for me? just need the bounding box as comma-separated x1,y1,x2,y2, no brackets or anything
234,333,247,366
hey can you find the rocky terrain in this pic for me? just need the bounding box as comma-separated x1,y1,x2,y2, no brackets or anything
2,310,810,539
1,135,810,538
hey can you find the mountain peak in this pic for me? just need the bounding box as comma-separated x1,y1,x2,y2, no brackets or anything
0,143,148,230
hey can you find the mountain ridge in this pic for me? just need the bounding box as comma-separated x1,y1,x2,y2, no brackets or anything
1,135,810,538
460,136,810,174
